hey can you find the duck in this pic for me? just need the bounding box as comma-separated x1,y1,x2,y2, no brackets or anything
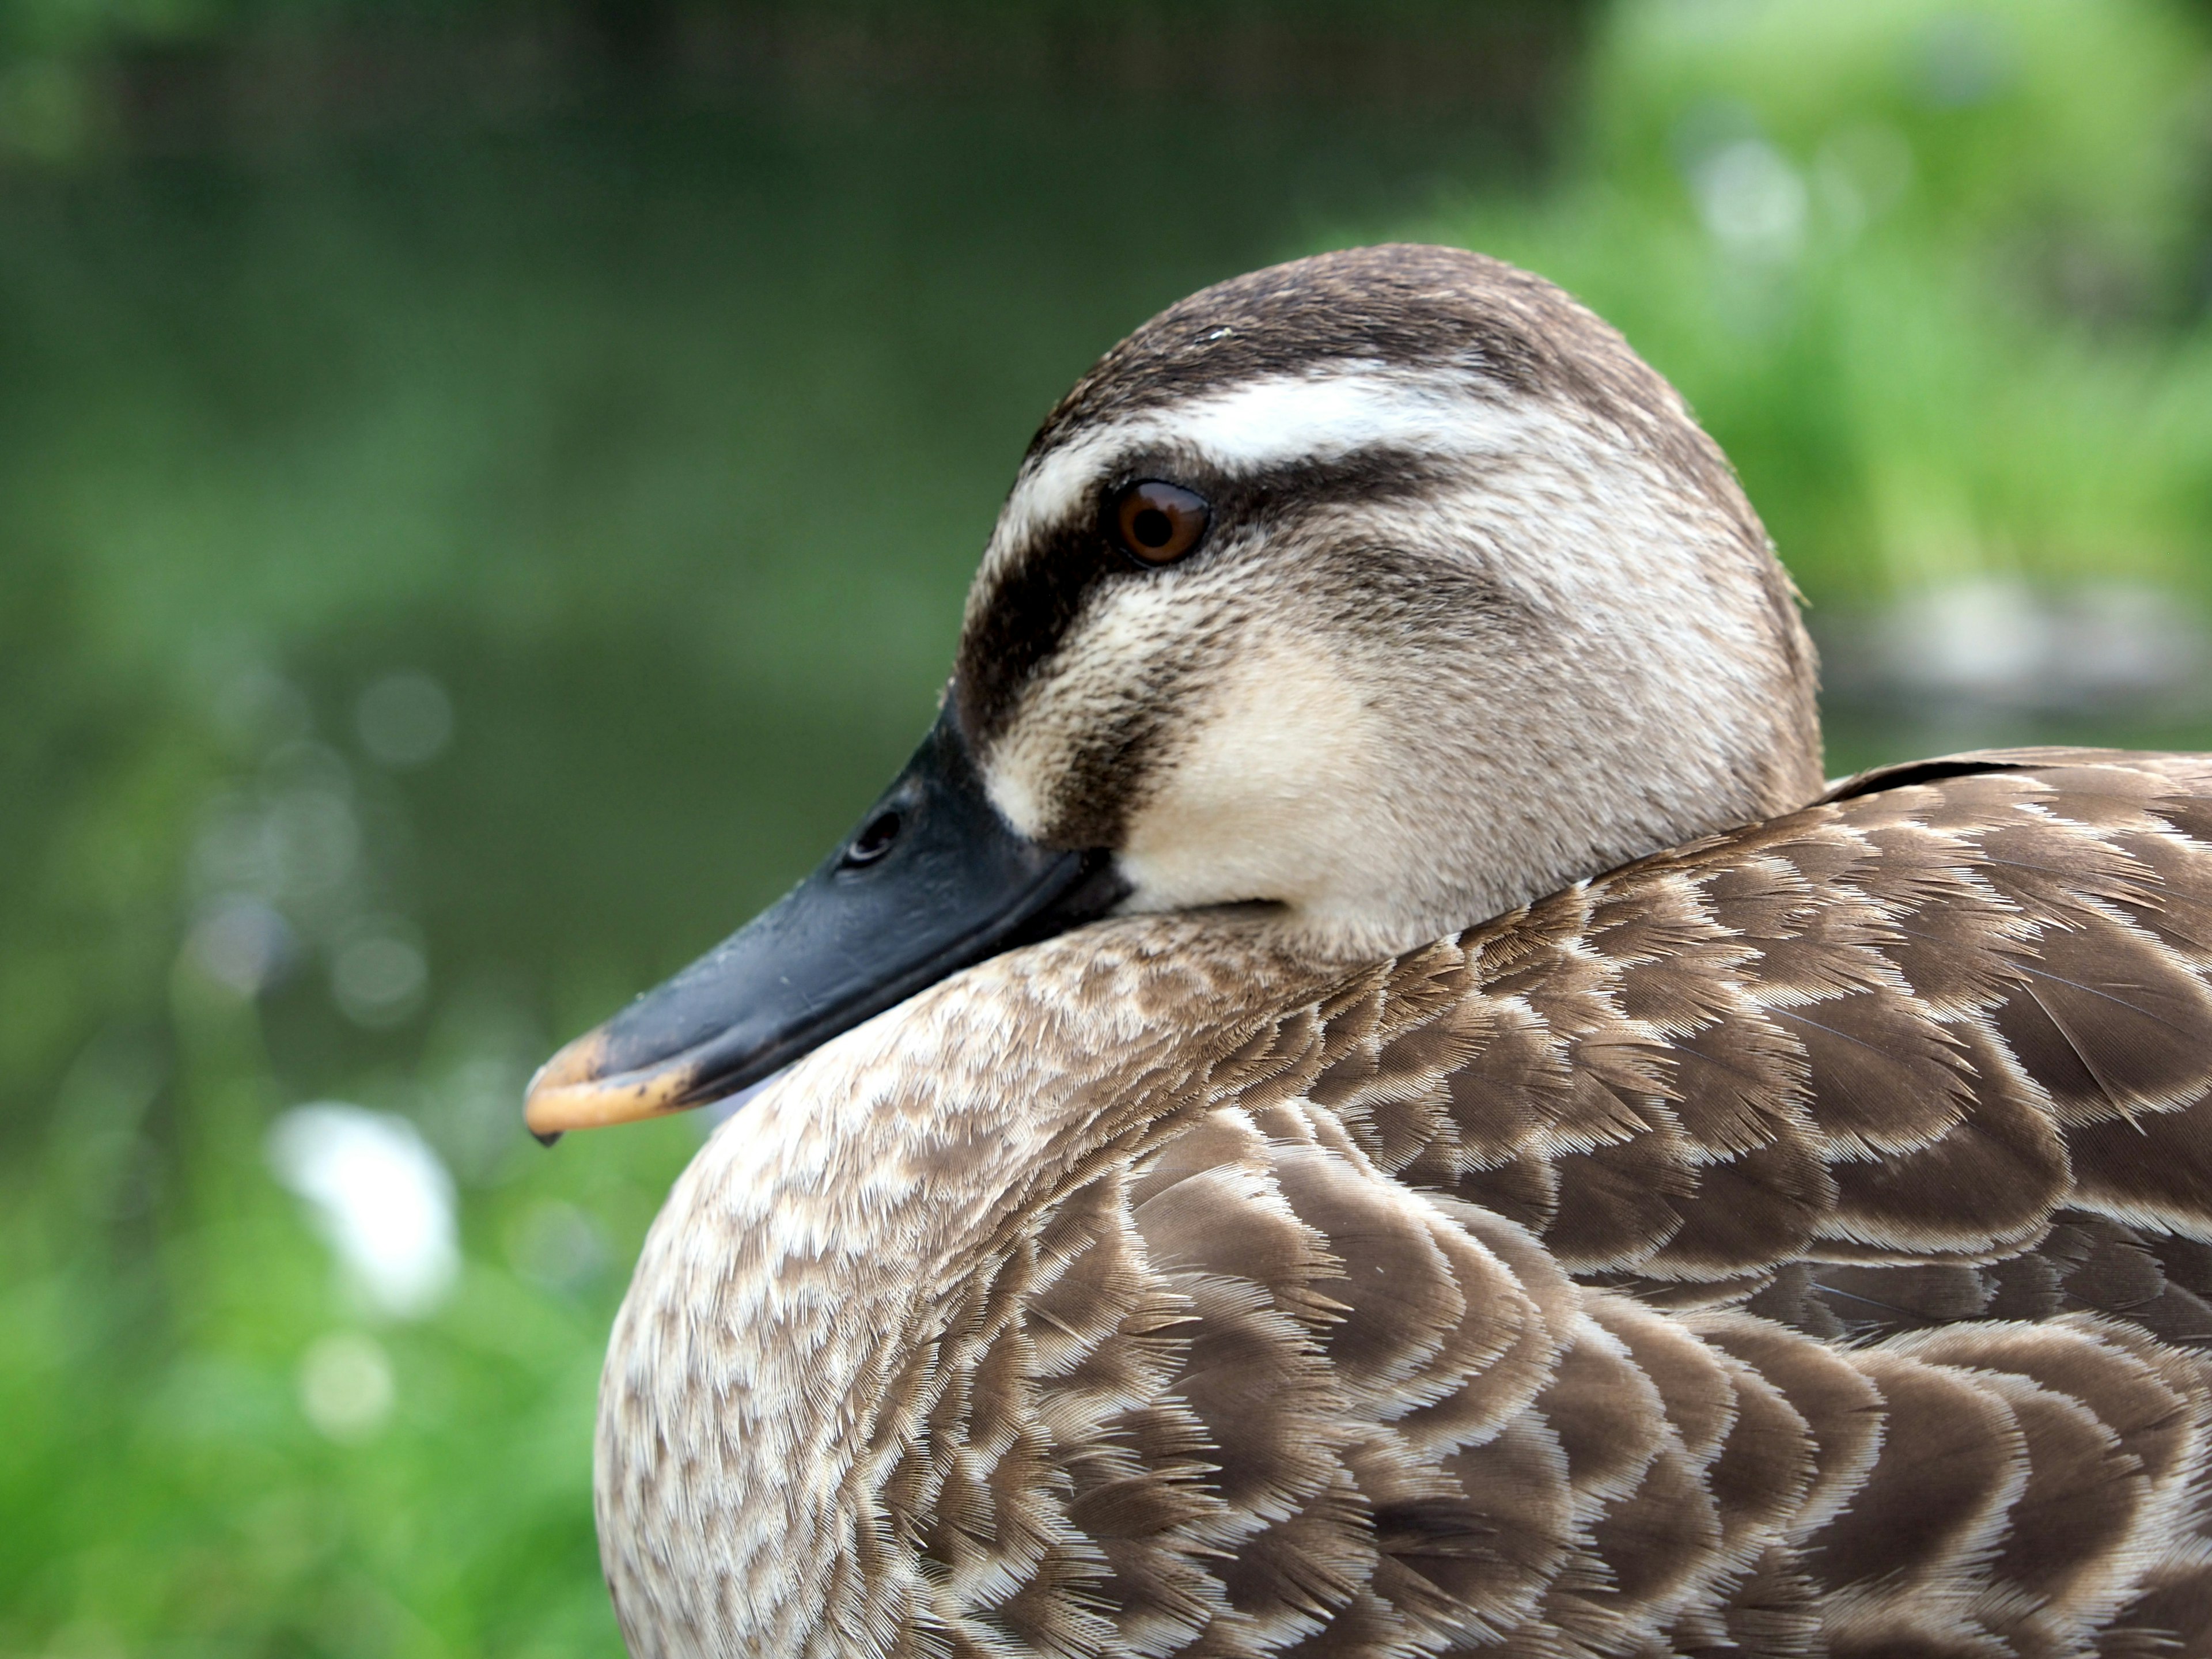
525,244,2212,1659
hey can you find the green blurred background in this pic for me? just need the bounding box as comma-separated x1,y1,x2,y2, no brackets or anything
6,1,2212,1653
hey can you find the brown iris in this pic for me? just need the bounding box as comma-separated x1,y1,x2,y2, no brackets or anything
1112,480,1210,566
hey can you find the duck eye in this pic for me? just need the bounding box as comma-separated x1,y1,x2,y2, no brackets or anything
1112,480,1209,566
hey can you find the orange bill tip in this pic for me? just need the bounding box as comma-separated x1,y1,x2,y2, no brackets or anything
523,1028,698,1141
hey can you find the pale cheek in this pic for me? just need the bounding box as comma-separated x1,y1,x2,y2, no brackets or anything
1119,647,1381,910
982,749,1050,843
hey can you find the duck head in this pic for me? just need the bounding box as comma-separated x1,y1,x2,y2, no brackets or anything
525,244,1821,1138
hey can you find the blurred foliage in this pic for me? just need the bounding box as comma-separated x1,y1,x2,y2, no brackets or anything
0,0,1589,169
0,88,1531,1659
1434,0,2212,601
0,0,1581,62
5,2,2212,1657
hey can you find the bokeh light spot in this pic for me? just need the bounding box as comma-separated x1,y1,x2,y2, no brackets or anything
186,896,297,997
267,1104,459,1317
331,925,429,1028
298,1332,395,1442
356,671,454,768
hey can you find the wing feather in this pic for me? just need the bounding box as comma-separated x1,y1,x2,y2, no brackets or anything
782,752,2212,1655
1290,751,2212,1293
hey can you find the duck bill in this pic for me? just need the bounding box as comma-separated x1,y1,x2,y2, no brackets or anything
524,706,1124,1141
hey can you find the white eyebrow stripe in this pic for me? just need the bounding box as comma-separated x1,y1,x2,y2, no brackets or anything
985,366,1532,577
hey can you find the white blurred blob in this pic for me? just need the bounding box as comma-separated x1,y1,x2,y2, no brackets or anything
1884,578,2047,694
187,896,297,996
356,671,454,768
1876,580,2205,708
507,1200,609,1293
267,1104,459,1317
331,919,429,1028
298,1331,395,1442
1692,138,1808,257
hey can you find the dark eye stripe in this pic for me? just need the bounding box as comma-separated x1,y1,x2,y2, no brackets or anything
954,447,1447,749
957,512,1115,748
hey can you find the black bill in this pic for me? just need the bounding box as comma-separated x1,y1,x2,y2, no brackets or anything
524,704,1124,1140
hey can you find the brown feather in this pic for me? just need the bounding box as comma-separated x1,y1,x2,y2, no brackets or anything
599,751,2212,1657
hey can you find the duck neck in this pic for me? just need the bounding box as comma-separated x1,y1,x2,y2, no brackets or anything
592,912,1330,1658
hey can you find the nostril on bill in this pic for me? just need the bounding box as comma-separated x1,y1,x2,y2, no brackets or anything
843,811,902,868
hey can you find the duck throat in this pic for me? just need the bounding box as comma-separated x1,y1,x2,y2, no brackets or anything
592,914,1327,1659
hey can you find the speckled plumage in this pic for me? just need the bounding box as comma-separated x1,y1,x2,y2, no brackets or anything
585,249,2212,1658
602,751,2212,1657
